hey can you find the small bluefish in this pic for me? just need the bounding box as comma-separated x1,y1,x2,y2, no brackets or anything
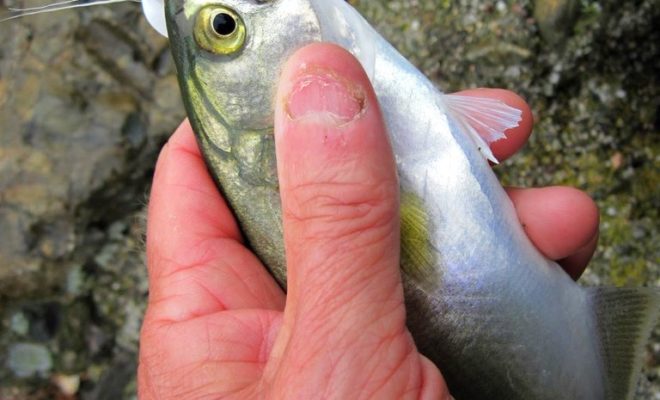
145,0,658,398
3,0,656,397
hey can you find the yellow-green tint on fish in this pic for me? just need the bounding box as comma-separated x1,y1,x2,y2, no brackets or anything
400,192,438,287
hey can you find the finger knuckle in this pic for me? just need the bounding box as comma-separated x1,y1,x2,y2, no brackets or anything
284,177,398,245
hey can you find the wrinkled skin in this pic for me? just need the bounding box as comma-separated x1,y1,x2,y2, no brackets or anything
138,45,599,399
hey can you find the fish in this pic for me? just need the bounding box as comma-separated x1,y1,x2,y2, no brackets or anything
140,0,660,399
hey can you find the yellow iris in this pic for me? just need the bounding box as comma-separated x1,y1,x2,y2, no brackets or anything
194,5,246,55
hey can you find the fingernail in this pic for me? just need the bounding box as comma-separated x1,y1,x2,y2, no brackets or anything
287,68,365,126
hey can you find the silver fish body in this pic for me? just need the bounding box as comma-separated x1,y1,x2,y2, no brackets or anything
163,0,659,398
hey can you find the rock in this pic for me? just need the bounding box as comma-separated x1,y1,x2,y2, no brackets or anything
0,2,173,396
52,373,81,396
533,0,581,45
9,312,29,336
7,343,53,378
0,2,182,298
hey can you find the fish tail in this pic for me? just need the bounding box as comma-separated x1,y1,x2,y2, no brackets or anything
588,287,660,400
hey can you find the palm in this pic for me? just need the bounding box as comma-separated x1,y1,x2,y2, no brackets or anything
142,298,432,399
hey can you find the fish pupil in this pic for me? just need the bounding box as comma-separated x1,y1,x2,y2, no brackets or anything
212,13,236,36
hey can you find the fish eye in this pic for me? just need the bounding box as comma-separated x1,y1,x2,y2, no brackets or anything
194,5,246,55
212,13,236,36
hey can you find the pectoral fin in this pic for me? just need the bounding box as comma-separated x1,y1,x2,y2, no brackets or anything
589,287,660,400
442,94,523,163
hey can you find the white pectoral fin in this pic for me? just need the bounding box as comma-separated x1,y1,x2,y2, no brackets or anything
142,0,168,37
443,94,523,163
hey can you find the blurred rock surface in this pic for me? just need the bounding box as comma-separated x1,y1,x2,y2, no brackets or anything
533,0,581,45
0,2,182,398
1,0,658,398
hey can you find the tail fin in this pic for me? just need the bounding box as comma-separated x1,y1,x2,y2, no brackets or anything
588,287,660,400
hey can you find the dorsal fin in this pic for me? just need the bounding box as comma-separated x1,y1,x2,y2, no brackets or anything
588,287,660,400
442,94,522,164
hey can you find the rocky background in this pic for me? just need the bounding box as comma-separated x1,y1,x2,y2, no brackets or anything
0,0,657,398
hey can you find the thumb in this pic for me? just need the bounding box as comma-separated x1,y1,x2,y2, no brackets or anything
273,43,405,355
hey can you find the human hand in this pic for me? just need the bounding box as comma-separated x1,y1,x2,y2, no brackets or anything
138,44,599,399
